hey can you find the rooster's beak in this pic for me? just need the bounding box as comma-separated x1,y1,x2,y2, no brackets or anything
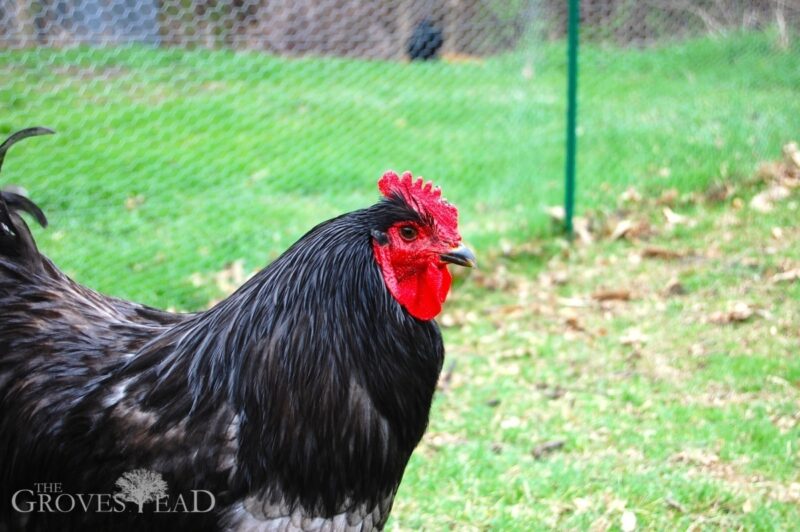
440,245,476,268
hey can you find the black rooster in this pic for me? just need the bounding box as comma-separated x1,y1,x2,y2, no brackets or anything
0,128,475,531
406,19,444,61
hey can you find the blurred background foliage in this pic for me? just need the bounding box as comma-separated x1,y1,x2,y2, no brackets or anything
0,0,798,309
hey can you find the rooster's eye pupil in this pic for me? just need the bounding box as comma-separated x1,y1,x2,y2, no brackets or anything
399,226,418,241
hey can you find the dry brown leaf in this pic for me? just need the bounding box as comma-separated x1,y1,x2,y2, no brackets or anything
658,188,680,206
709,302,755,324
531,439,565,460
441,52,484,64
546,205,565,222
564,316,585,332
592,289,632,302
750,185,790,212
672,448,720,467
663,278,686,297
620,510,637,532
705,183,732,203
573,496,593,514
665,497,686,513
783,141,800,169
771,269,800,283
662,207,689,226
620,328,647,346
425,432,467,449
559,297,590,308
641,246,683,260
574,216,594,245
439,314,457,328
610,219,634,241
729,302,755,322
620,187,642,203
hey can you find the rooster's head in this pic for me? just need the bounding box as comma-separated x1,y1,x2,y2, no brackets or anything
371,170,474,321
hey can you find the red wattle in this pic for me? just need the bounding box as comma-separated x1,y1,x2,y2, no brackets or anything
373,242,452,321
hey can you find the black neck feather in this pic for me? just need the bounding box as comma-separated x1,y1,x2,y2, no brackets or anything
128,199,444,514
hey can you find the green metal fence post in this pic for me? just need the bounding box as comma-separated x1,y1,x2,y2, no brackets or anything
564,0,580,236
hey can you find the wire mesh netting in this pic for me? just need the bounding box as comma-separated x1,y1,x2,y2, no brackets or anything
1,1,798,309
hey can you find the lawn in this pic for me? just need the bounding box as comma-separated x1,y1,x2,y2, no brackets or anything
1,29,799,530
394,158,800,529
0,30,797,309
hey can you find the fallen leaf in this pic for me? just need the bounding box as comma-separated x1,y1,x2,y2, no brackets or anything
663,207,690,226
564,316,586,332
559,297,590,308
573,496,593,514
705,183,732,203
665,496,686,513
620,187,642,203
658,188,680,206
709,302,754,324
663,277,686,296
546,205,565,222
439,314,457,327
784,141,800,169
620,510,637,532
771,269,800,283
437,360,457,392
620,328,647,346
642,246,683,260
574,216,594,245
729,302,754,322
750,185,790,212
606,497,627,513
532,439,566,460
500,417,522,430
425,432,467,449
671,448,720,467
610,219,634,241
592,289,632,302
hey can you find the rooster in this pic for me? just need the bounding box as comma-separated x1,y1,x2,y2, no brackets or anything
0,128,475,531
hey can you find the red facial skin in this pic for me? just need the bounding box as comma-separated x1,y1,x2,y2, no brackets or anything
372,221,458,321
372,171,462,321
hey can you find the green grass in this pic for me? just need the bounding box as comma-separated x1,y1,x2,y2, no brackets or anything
0,30,797,308
1,29,799,529
393,177,800,530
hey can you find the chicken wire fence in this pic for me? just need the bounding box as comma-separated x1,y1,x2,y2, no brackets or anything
1,0,798,309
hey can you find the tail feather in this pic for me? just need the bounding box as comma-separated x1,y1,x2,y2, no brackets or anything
0,127,54,173
1,191,48,228
0,127,54,270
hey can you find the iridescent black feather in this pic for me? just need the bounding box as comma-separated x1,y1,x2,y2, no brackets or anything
0,130,445,531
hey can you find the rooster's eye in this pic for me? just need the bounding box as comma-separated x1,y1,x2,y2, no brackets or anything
399,225,418,241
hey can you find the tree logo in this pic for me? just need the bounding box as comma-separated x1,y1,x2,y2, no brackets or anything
115,469,169,513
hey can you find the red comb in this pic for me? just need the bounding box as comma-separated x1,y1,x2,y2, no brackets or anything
378,170,460,242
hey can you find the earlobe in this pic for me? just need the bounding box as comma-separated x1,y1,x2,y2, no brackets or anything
371,229,389,246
